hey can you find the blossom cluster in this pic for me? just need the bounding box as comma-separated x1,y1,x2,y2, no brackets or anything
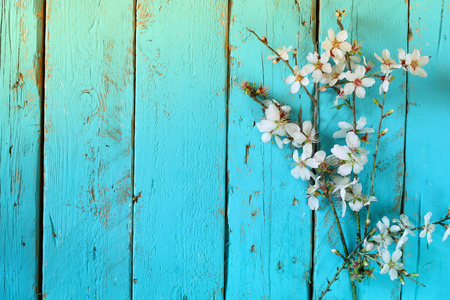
240,17,446,296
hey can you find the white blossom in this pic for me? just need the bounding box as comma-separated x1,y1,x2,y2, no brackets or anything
345,183,376,212
267,45,292,62
333,117,375,139
374,49,401,74
372,216,399,249
379,73,393,94
285,120,317,148
380,249,404,280
330,132,369,176
322,29,352,60
331,175,357,217
406,49,429,77
257,101,291,148
291,144,318,181
343,65,376,98
398,48,408,70
304,52,332,83
285,65,310,93
307,176,323,210
363,238,375,252
393,214,415,236
419,212,435,244
322,63,346,86
396,231,409,250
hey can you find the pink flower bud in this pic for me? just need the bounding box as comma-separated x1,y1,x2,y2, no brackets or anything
261,36,268,45
383,109,394,118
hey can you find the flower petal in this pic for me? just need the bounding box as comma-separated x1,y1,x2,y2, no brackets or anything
261,132,272,143
337,164,352,176
257,120,277,133
356,86,366,98
308,196,319,210
346,132,360,148
291,81,300,94
285,123,300,137
265,104,280,121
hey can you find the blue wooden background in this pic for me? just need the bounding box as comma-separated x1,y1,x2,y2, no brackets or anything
1,0,449,299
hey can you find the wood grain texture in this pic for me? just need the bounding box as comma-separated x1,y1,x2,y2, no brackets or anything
315,1,408,299
43,0,134,298
0,0,44,298
132,1,227,298
403,1,450,299
226,1,315,298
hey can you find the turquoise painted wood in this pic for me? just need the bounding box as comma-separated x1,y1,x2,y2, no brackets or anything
0,0,44,298
1,1,450,299
227,1,315,298
132,0,227,298
403,1,450,299
315,1,408,299
42,0,134,298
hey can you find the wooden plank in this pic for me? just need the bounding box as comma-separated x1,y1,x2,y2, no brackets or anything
402,1,450,299
42,0,134,298
315,1,408,298
132,1,227,298
0,0,44,298
226,1,315,298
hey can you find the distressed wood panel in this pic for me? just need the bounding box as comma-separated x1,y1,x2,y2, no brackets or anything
226,1,315,298
403,1,450,299
132,1,227,298
43,0,134,298
0,0,44,298
315,1,408,299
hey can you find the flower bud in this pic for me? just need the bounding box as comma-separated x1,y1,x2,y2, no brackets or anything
260,36,268,45
331,249,344,259
380,128,389,136
369,228,377,236
383,109,394,118
373,98,381,108
410,273,419,277
399,275,405,285
365,219,371,226
320,86,327,92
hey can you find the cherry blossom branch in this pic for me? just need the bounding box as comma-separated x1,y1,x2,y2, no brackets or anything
249,94,266,109
247,29,318,107
319,229,374,300
326,194,358,300
350,91,362,244
366,215,450,243
364,92,387,237
409,215,450,232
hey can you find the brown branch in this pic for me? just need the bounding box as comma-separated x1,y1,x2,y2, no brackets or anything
364,92,387,237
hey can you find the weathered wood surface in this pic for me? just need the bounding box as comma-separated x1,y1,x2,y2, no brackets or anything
132,0,227,298
0,0,44,298
227,1,315,298
42,0,134,298
0,1,449,299
403,0,450,299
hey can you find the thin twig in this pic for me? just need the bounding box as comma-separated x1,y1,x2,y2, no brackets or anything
319,231,372,300
364,92,386,237
247,29,318,106
326,195,358,300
